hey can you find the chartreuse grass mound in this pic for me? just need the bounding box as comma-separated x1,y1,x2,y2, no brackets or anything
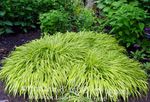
0,32,148,102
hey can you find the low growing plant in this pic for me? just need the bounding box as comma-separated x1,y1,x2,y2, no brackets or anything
130,50,146,61
0,32,148,101
143,62,150,75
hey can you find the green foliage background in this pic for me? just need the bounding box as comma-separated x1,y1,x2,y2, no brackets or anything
0,0,84,35
39,10,69,34
39,8,95,34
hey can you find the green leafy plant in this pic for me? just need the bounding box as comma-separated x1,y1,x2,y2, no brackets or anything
130,50,146,61
139,0,150,12
139,0,150,28
0,0,80,35
74,8,95,31
39,10,69,34
143,62,150,76
101,4,147,47
137,39,150,60
0,0,39,35
96,0,139,15
0,32,148,101
96,0,126,15
39,7,95,34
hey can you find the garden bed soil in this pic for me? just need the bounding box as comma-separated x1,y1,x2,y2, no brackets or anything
0,30,150,102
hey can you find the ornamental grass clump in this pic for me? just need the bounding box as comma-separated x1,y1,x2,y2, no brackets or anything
0,32,148,102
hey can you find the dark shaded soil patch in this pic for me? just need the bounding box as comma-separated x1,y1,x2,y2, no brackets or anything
0,30,149,102
0,30,41,61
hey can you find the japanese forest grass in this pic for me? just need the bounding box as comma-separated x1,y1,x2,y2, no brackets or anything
0,32,148,102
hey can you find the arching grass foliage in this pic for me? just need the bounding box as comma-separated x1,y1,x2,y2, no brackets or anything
0,32,148,102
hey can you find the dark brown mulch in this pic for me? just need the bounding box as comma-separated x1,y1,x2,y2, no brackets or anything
0,30,150,102
0,30,41,61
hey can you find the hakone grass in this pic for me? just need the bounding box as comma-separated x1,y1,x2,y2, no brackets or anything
0,32,148,102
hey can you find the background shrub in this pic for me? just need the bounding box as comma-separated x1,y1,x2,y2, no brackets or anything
74,8,95,31
0,0,79,35
95,0,139,15
0,0,40,35
0,32,148,101
95,0,150,69
39,10,69,34
100,4,147,47
143,62,150,76
96,0,126,15
139,0,150,13
39,7,95,34
0,0,96,35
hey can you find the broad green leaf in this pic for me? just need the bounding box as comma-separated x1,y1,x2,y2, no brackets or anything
0,28,5,35
5,28,13,33
139,23,145,30
3,21,13,26
0,11,6,16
